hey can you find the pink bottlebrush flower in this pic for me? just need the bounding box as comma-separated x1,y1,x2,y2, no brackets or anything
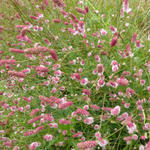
111,106,121,116
20,27,30,37
28,115,42,124
90,105,100,110
97,64,104,74
30,109,40,117
68,28,77,35
8,71,26,78
147,86,150,93
83,105,89,110
34,126,44,134
54,70,63,76
3,140,12,147
30,16,38,20
132,134,138,140
94,124,100,130
52,0,65,8
120,8,124,18
126,88,135,97
49,49,58,61
146,141,150,150
131,32,137,43
77,141,97,150
24,130,34,136
140,79,145,86
6,59,16,65
74,108,90,116
110,36,118,47
22,68,30,74
58,101,73,109
109,25,117,33
84,117,94,125
22,96,32,103
94,54,101,62
60,10,68,17
82,89,91,96
97,138,108,147
117,112,128,121
43,0,49,6
13,146,20,150
48,123,58,128
72,131,83,138
64,22,69,25
53,19,61,23
75,7,86,14
59,119,71,125
43,134,53,141
44,38,51,46
25,47,48,54
29,142,41,150
100,28,107,36
97,79,105,87
126,122,137,134
70,13,79,23
117,77,128,86
0,59,16,66
143,123,150,130
123,0,131,13
10,48,24,53
36,66,49,72
73,73,81,80
85,6,89,13
7,111,15,117
141,136,146,140
95,132,101,138
39,95,50,103
62,130,67,135
123,136,132,144
80,78,89,85
136,40,143,48
43,114,54,122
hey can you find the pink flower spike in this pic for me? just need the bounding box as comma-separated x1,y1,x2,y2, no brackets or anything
77,141,97,149
123,0,131,13
111,106,120,116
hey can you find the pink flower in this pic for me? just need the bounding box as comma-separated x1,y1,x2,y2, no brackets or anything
131,32,137,43
43,134,53,141
111,106,120,116
72,131,83,138
126,122,137,134
147,86,150,93
49,49,58,61
77,141,97,149
80,78,89,85
100,29,107,36
132,134,138,140
95,132,101,138
82,89,91,96
29,142,40,150
110,36,118,47
84,117,94,125
97,138,108,147
123,0,131,13
97,64,104,74
117,77,128,86
75,7,86,14
53,19,61,23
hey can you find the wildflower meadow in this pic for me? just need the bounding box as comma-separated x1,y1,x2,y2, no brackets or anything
0,0,150,149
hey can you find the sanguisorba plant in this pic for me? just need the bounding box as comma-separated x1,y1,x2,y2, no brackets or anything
0,0,150,149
